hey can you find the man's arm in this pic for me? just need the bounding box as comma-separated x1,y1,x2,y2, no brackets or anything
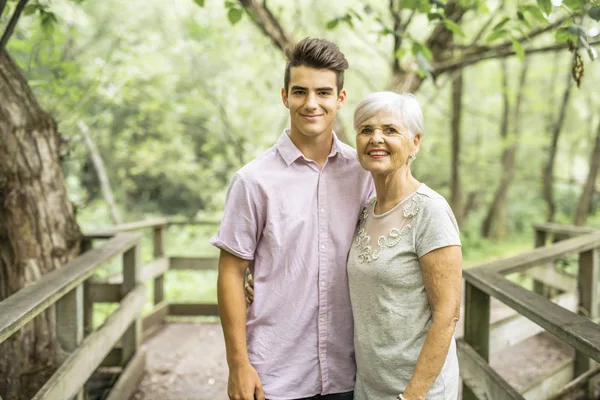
217,249,265,400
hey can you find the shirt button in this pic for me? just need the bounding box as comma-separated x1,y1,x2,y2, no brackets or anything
321,245,325,250
320,317,326,322
320,353,325,359
321,281,326,287
320,208,326,213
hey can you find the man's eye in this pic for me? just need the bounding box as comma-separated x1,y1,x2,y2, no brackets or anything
319,92,331,96
293,90,305,95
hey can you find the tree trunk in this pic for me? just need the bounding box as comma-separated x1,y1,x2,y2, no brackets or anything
0,51,81,399
79,121,122,225
573,118,600,226
542,71,573,222
481,58,529,238
450,71,464,227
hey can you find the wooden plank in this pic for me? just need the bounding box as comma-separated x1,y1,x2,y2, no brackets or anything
527,265,577,293
167,218,220,226
169,303,219,316
463,282,491,400
169,257,218,271
471,231,600,275
121,245,142,366
83,218,170,239
489,292,577,354
105,348,147,400
56,285,84,365
533,223,598,238
92,257,169,286
153,226,166,305
0,233,141,344
575,249,600,376
464,268,600,363
457,339,525,400
142,301,168,332
89,282,122,303
101,348,122,367
32,284,146,400
522,359,574,400
548,366,600,400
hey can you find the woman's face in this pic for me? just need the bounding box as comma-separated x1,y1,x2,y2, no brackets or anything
355,110,420,176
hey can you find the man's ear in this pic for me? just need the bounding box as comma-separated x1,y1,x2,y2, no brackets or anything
281,87,289,109
337,89,347,109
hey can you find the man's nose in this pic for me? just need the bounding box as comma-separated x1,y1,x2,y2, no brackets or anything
305,93,318,109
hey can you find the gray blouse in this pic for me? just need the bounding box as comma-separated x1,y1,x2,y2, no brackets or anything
347,184,461,399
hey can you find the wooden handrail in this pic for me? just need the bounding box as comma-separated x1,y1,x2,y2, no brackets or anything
534,223,598,238
83,218,169,238
464,268,600,364
0,233,141,344
32,283,146,400
469,231,600,275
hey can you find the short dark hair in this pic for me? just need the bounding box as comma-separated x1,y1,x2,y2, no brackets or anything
284,38,349,94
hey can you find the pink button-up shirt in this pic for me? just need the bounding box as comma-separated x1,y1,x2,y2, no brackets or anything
210,130,373,399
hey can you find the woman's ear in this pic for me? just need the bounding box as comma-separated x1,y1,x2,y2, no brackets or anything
413,133,421,154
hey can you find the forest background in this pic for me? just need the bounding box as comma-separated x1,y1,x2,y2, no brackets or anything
1,0,600,397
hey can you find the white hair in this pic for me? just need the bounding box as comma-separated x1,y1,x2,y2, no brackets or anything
353,91,424,138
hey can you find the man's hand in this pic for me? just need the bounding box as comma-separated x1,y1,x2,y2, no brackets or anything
244,272,255,305
228,361,265,400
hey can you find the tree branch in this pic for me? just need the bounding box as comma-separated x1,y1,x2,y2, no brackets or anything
238,0,295,52
0,0,28,54
434,39,600,74
0,0,9,19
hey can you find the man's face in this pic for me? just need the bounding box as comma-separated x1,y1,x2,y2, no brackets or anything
281,65,346,140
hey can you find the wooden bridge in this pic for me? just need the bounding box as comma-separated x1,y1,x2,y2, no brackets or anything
1,220,599,400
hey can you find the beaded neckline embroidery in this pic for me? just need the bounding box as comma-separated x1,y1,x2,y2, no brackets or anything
355,194,422,263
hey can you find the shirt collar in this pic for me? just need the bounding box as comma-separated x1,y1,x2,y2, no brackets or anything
276,129,351,166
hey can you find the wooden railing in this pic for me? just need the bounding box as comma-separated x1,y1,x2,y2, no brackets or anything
0,233,145,400
460,223,600,400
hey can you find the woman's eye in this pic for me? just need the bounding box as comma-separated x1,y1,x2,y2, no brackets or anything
360,129,372,134
385,128,397,135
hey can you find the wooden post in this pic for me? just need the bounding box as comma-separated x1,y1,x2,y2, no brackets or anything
121,243,142,365
56,285,84,400
575,248,600,378
81,238,94,338
153,225,166,305
463,281,491,400
533,229,549,298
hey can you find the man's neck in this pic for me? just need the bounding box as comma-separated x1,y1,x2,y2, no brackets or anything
288,130,334,168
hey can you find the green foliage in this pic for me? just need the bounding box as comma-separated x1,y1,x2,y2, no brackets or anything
536,0,552,16
590,7,600,21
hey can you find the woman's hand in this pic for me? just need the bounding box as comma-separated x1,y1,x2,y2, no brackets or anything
245,272,254,305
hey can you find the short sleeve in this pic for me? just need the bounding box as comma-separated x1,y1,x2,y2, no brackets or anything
415,197,461,259
209,173,264,260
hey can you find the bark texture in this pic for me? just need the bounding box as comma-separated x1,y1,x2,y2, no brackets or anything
0,50,81,399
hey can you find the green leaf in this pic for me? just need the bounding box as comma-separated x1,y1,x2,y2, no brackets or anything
492,16,510,31
562,0,585,9
516,11,531,28
487,29,509,42
428,12,444,21
520,5,547,22
395,47,406,60
444,19,466,37
589,7,600,21
555,27,575,43
511,38,525,61
24,5,38,16
326,18,339,30
40,12,57,34
400,0,420,9
412,41,434,60
536,0,552,16
192,0,205,6
227,8,243,25
568,24,587,38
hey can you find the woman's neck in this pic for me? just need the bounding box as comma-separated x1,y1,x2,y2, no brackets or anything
372,169,421,214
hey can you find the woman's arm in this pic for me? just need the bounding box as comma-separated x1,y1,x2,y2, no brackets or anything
402,245,462,400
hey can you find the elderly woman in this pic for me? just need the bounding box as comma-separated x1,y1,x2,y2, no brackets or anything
348,91,462,400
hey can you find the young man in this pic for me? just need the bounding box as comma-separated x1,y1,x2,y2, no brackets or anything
210,38,373,400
